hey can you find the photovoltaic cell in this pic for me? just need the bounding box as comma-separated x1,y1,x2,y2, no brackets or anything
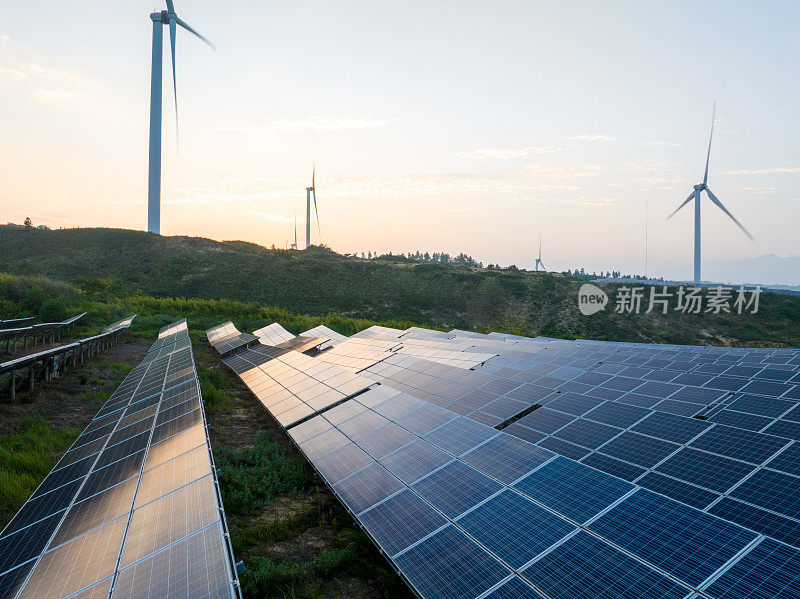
0,321,240,599
705,538,800,599
514,456,633,523
395,525,511,599
456,490,575,569
590,489,757,585
522,531,689,599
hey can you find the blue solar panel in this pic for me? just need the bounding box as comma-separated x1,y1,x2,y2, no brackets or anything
537,436,590,460
705,538,800,599
590,489,757,585
545,393,604,416
332,463,405,514
424,417,498,457
598,432,679,468
379,439,454,485
482,576,544,598
461,433,553,485
689,426,789,464
522,531,689,599
516,408,575,434
514,456,633,523
412,460,503,519
394,525,511,599
358,489,448,557
709,497,800,549
456,489,575,569
584,401,651,428
767,442,800,476
710,409,773,432
579,452,646,482
631,410,711,444
394,402,458,436
553,419,622,449
635,472,718,510
314,442,374,484
729,468,800,518
655,447,756,493
726,395,796,418
763,419,800,441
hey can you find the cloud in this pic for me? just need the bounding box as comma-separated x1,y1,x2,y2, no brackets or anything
220,115,395,136
643,140,682,147
456,146,558,161
726,167,800,175
739,186,778,194
564,133,618,142
0,61,83,84
0,34,9,49
31,88,77,103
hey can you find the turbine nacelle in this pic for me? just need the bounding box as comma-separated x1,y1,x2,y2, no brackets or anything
693,184,705,191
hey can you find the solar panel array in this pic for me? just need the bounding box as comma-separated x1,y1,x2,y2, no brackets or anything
0,320,241,599
214,322,800,599
206,322,257,355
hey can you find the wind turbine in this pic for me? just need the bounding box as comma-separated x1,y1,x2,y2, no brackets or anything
534,231,546,271
305,164,321,249
147,0,214,234
668,102,753,283
290,211,298,250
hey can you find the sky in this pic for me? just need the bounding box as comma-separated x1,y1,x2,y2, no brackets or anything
1,1,799,282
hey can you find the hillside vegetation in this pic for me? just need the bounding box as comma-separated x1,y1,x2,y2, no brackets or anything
1,225,799,346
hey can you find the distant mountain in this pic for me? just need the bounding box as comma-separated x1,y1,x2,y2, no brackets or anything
659,254,800,288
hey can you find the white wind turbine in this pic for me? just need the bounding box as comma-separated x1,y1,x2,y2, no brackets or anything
534,231,546,271
668,102,753,283
147,0,214,234
290,212,298,250
305,164,321,249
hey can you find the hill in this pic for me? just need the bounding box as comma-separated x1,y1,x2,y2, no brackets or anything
1,225,799,346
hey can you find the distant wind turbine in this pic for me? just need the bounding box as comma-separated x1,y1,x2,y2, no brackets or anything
668,102,753,283
291,211,298,250
534,231,547,271
147,0,214,235
305,164,321,249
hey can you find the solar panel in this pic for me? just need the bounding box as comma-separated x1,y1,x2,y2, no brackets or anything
0,321,240,599
209,323,800,599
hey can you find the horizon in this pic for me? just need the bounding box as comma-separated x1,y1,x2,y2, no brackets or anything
1,1,799,284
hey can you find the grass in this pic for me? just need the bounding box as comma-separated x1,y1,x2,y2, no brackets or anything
214,433,309,516
3,225,800,347
0,416,81,529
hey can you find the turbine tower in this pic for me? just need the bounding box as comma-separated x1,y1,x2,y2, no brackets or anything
147,0,214,234
305,164,321,249
291,212,298,250
534,231,546,271
668,102,753,283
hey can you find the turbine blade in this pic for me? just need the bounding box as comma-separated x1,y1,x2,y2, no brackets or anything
169,17,178,150
703,100,716,185
175,17,216,50
668,191,696,219
165,0,175,12
705,188,754,240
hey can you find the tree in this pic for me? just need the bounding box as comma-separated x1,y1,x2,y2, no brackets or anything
24,217,32,228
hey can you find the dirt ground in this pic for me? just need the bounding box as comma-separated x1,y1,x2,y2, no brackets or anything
0,335,150,435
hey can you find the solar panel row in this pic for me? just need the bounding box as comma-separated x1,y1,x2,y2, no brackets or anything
0,320,241,599
213,322,800,599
